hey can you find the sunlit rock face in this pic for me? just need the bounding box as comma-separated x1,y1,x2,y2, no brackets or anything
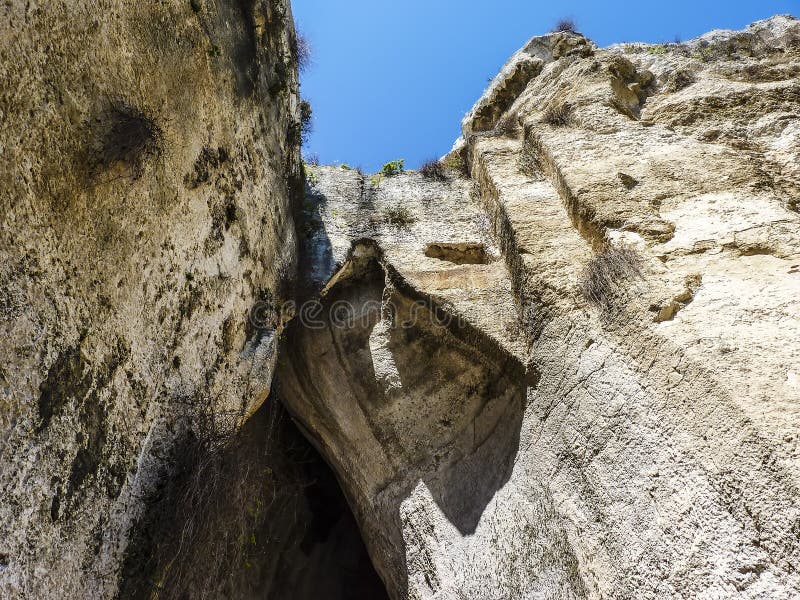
284,16,800,599
0,1,301,597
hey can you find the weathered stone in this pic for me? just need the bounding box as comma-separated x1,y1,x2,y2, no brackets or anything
285,15,800,600
0,1,301,597
3,7,800,600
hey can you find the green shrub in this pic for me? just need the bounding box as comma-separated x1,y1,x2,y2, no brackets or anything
647,45,668,55
381,159,405,177
442,153,469,178
382,206,415,228
299,99,312,146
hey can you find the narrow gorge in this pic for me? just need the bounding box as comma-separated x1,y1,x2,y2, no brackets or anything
1,3,799,599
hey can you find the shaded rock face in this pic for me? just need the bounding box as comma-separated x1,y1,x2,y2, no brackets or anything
280,241,530,596
286,15,800,600
117,399,388,600
0,0,306,597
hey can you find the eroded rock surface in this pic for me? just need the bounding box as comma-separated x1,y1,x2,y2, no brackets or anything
3,7,800,600
0,1,302,597
284,16,800,599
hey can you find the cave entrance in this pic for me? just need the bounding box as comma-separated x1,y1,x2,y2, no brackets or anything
118,396,388,600
260,398,390,600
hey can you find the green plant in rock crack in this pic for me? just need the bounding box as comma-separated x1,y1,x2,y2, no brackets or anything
381,159,405,177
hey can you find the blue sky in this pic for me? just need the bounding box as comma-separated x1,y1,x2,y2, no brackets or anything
292,0,798,172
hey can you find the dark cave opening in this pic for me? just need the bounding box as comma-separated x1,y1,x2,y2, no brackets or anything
263,398,390,600
118,396,388,600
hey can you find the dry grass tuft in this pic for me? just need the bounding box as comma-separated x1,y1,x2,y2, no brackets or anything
579,243,643,309
119,404,282,600
419,159,447,181
89,102,163,180
552,18,578,33
295,31,311,72
541,102,573,127
493,111,521,137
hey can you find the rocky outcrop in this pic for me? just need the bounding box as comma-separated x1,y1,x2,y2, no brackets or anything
0,1,303,597
3,6,800,600
284,16,800,599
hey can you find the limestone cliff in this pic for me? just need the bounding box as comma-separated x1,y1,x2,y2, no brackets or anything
0,0,302,597
283,15,800,599
3,7,800,600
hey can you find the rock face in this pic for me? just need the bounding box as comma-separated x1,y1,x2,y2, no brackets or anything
3,8,800,600
282,16,800,599
0,1,302,597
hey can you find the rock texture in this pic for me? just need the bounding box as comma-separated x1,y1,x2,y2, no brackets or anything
282,16,800,599
3,7,800,600
0,1,303,597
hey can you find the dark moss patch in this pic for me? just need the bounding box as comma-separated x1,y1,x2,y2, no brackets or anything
287,120,302,148
209,196,238,241
66,394,108,500
225,199,238,226
87,102,163,181
184,146,228,189
223,0,259,97
221,315,237,354
238,235,251,259
60,340,129,511
203,233,224,257
37,345,91,433
50,491,61,522
174,284,204,339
